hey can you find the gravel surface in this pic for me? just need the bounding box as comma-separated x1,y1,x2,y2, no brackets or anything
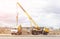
0,35,60,39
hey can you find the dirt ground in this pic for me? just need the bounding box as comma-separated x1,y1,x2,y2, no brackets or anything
0,27,60,35
0,35,60,39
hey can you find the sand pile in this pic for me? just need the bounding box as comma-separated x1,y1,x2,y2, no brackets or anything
0,27,11,34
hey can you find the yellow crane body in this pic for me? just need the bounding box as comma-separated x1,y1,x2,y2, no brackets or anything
17,2,49,35
17,2,39,28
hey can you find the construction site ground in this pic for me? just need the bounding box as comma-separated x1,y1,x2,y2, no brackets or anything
0,27,60,35
0,27,60,39
0,34,60,39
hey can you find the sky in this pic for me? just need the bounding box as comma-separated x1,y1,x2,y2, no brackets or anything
0,0,60,29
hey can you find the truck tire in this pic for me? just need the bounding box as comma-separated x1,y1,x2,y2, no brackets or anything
43,31,48,35
32,30,40,35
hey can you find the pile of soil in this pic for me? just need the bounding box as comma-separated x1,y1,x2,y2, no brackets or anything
0,27,11,34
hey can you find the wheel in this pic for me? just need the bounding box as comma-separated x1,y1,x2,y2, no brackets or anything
32,30,40,35
32,30,36,35
43,31,48,35
17,32,22,35
11,33,17,35
11,33,14,35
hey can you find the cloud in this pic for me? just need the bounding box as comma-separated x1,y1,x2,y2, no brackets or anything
16,0,60,28
0,0,60,28
43,6,60,14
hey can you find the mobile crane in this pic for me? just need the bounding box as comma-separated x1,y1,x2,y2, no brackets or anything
11,10,22,35
17,2,49,35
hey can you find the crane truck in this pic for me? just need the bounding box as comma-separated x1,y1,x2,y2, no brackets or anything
11,9,22,35
17,2,49,35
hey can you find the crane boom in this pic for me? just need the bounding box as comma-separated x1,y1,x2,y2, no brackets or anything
17,2,39,28
16,12,18,25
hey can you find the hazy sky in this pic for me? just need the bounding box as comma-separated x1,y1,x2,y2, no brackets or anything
0,0,60,29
